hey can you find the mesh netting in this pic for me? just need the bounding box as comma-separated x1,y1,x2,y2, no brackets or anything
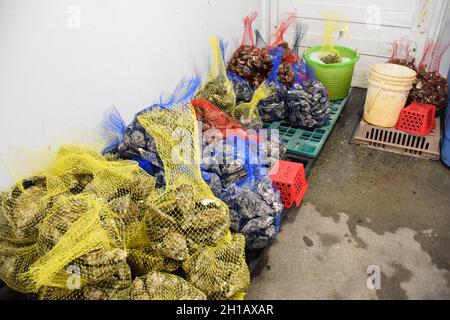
285,22,331,129
227,12,273,89
286,62,331,129
269,12,297,49
227,71,254,105
196,37,237,116
235,82,274,128
409,38,449,111
133,92,250,299
182,231,249,299
387,37,416,71
101,80,202,188
0,145,152,297
130,271,207,300
267,13,298,88
192,98,246,140
201,136,284,250
0,134,249,299
191,98,287,165
256,48,289,123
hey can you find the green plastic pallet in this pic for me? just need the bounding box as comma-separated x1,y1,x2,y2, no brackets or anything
264,94,349,159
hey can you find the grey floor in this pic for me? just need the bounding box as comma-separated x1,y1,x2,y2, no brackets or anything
247,88,450,300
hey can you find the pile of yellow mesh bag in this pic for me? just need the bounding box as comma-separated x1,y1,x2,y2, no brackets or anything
0,78,250,300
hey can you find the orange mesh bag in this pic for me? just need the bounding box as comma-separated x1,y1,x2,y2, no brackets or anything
228,12,273,88
268,13,298,88
192,98,246,144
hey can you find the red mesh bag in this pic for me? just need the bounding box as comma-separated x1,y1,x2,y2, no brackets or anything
267,13,298,88
269,12,297,61
227,12,273,88
192,98,246,139
409,38,449,111
387,37,416,71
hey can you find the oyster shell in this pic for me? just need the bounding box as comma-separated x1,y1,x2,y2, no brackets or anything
183,233,249,299
130,271,206,300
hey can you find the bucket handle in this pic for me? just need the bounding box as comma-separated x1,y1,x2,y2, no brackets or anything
365,80,384,116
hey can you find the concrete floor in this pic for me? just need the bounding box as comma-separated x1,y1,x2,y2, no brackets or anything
247,88,450,300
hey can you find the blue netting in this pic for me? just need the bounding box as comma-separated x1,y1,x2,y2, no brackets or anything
101,77,200,188
292,59,316,85
201,135,284,250
227,71,254,104
254,29,267,49
256,47,288,122
286,60,332,129
101,106,128,155
266,47,285,87
142,76,200,112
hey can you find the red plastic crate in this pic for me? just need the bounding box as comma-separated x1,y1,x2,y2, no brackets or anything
396,102,436,136
269,160,308,209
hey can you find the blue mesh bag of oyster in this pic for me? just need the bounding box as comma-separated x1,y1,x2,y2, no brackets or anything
224,39,254,105
101,78,201,187
285,23,332,129
285,60,332,129
227,71,254,105
201,135,284,250
256,47,289,123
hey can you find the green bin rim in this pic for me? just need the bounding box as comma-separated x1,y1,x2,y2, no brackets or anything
304,46,360,68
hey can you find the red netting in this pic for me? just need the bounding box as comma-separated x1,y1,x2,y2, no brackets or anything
270,12,297,49
267,13,299,88
191,99,246,138
227,13,273,88
418,38,450,73
387,38,416,71
241,11,257,47
409,38,449,111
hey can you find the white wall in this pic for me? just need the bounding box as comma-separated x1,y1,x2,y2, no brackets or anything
0,0,263,190
275,0,449,87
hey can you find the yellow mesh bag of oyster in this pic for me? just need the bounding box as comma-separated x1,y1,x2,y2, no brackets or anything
182,231,249,300
0,145,154,297
131,271,207,300
195,36,237,116
234,81,274,128
0,241,40,292
135,98,250,299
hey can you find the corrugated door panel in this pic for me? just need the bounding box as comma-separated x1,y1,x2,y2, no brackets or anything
274,0,437,88
280,0,416,28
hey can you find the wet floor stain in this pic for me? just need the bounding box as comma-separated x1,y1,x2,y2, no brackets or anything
303,236,314,247
247,202,450,300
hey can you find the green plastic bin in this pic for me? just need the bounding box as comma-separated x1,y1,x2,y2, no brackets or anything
304,46,359,101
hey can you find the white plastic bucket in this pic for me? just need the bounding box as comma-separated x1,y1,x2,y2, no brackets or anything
363,63,417,127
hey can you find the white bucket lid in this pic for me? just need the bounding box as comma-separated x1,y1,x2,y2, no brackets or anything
370,63,417,82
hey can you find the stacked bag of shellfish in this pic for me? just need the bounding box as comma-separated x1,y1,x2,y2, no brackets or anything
409,39,449,114
227,12,332,130
0,78,251,300
0,12,323,301
387,37,449,116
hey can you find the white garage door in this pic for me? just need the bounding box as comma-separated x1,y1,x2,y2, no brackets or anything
264,0,448,87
